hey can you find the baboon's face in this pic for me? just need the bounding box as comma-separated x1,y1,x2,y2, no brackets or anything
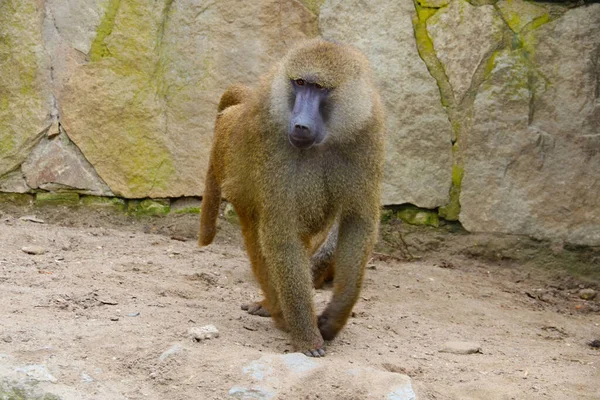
288,78,330,150
269,39,374,150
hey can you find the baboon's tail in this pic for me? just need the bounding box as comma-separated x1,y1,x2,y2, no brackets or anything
200,84,247,245
198,163,221,246
217,84,250,112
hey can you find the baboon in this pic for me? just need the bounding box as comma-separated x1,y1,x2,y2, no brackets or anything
199,38,385,357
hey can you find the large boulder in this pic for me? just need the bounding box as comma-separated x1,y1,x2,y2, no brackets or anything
0,1,54,176
57,0,318,198
460,5,600,246
320,0,453,208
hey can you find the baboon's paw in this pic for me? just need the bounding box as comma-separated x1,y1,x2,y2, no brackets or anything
241,301,271,317
303,347,326,357
317,313,339,341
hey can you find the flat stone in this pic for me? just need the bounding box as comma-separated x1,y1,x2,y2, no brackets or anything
0,169,31,193
15,364,58,383
21,246,47,255
159,344,184,361
439,341,482,355
19,215,45,224
231,353,417,399
22,132,113,196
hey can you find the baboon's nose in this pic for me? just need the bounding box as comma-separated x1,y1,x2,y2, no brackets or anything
293,124,311,136
289,124,316,149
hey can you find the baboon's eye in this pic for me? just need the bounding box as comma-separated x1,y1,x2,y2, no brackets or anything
315,83,323,90
295,79,305,86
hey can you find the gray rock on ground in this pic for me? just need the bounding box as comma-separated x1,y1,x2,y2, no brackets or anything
229,353,417,399
189,325,220,341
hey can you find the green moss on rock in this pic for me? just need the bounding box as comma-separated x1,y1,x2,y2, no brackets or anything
0,192,33,206
396,205,440,227
496,0,549,34
0,382,61,400
89,0,122,61
466,0,497,5
128,198,170,216
0,385,28,400
173,206,200,215
439,163,463,221
81,195,126,211
417,0,450,7
298,0,325,15
36,192,80,206
412,0,455,108
380,209,395,224
224,202,239,225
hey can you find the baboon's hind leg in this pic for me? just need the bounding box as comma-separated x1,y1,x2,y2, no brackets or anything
238,213,283,324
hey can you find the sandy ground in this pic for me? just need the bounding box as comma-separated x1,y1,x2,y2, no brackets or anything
0,203,599,399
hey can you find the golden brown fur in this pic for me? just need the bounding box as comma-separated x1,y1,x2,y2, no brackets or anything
199,38,385,356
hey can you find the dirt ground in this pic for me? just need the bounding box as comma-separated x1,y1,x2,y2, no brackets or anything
0,201,599,399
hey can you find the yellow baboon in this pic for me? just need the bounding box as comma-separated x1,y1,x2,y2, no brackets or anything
199,39,385,357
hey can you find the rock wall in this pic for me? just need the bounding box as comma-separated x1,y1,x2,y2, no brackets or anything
0,0,598,245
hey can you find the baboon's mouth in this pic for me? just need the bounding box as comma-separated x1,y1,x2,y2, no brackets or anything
289,135,315,149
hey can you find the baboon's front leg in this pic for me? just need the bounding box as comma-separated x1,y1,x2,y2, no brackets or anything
318,213,377,341
260,221,325,357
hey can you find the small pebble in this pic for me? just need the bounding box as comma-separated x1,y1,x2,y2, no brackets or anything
439,341,482,355
21,246,46,255
579,289,597,301
19,216,45,224
217,275,229,286
159,344,183,361
189,325,220,341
